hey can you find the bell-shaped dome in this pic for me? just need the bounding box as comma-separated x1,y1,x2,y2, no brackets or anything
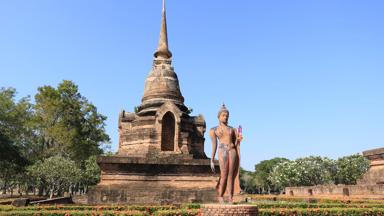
141,60,184,107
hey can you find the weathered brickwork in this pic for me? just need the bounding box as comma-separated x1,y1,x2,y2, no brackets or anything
286,184,384,197
118,102,207,159
202,204,258,216
88,156,220,204
358,148,384,185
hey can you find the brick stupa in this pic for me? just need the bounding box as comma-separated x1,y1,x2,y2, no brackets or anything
87,0,219,204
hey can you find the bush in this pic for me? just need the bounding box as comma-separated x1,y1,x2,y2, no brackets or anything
153,209,199,216
259,208,384,216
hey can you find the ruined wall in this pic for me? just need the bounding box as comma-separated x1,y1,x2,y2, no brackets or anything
286,184,384,197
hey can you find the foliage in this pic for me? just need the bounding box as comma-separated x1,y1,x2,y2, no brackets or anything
2,202,384,216
154,209,199,216
258,208,384,216
334,154,370,185
253,157,289,193
248,200,384,209
248,197,384,215
266,154,369,191
0,210,148,216
80,155,101,187
249,194,384,204
0,205,198,216
242,154,369,194
0,82,112,197
27,156,82,198
34,80,110,164
0,87,35,153
240,167,258,194
269,156,336,189
0,88,32,193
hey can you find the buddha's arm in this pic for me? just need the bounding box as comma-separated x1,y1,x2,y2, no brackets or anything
234,127,242,145
209,129,217,161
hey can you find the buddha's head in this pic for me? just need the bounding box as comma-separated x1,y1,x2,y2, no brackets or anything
217,104,229,124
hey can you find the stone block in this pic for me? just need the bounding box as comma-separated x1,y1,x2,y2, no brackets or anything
11,198,30,207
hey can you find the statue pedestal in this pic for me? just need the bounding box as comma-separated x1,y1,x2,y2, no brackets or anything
202,204,258,216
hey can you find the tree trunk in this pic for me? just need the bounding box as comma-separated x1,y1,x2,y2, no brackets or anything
38,185,44,196
2,181,8,195
17,184,22,196
50,187,54,199
57,188,61,197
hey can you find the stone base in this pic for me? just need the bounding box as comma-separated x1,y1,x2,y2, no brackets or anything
85,155,220,205
202,204,258,216
87,184,217,205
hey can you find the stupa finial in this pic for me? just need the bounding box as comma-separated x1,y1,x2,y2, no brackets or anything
154,0,172,59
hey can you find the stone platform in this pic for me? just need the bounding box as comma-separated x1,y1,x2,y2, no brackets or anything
202,204,258,216
86,155,220,204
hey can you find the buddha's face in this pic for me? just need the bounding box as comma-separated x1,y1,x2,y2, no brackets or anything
219,111,229,124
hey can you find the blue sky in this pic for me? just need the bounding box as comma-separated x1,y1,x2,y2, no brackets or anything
0,0,383,171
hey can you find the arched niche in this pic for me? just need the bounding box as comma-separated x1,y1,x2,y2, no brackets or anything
156,102,182,153
161,112,175,151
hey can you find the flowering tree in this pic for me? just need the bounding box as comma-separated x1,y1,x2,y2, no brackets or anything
334,154,370,185
28,156,81,199
253,157,289,193
269,156,336,190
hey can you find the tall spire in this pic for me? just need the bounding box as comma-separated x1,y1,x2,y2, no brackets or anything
154,0,172,59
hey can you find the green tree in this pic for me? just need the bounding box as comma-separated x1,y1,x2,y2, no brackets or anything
335,154,370,185
269,156,336,190
0,88,31,194
28,156,81,199
0,83,109,196
78,155,101,193
34,80,110,164
254,157,289,194
239,168,257,194
0,87,36,158
0,134,27,194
